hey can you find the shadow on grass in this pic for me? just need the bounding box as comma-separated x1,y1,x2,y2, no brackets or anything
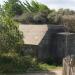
0,71,56,75
0,54,58,75
24,71,56,75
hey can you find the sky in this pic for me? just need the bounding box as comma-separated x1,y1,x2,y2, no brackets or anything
0,0,75,10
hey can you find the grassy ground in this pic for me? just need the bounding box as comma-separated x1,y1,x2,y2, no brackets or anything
0,51,63,74
38,63,62,70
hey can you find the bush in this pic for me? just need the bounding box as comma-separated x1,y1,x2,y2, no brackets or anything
3,0,24,17
0,15,23,52
47,12,62,24
0,50,43,73
0,56,28,73
14,11,48,24
62,15,75,32
33,12,47,24
14,12,34,24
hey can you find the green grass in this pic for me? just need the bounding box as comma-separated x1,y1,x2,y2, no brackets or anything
39,63,62,70
0,51,63,73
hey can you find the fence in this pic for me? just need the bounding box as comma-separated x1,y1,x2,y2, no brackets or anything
63,56,75,75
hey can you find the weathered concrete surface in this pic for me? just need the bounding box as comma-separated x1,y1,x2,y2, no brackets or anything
52,69,62,75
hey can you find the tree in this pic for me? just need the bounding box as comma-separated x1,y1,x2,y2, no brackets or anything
3,0,23,17
58,8,64,15
0,12,23,52
47,11,62,24
33,12,47,24
14,12,34,24
62,15,75,32
14,0,51,24
23,0,50,13
58,8,75,15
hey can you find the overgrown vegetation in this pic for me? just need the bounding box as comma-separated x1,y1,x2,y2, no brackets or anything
3,0,75,32
0,51,44,73
3,0,24,16
39,63,62,70
2,0,75,31
62,15,75,32
0,0,74,73
0,11,23,52
0,4,43,73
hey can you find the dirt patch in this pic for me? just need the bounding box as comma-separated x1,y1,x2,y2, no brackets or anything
12,69,62,75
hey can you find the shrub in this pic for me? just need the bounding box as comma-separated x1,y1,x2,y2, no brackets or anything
62,15,75,32
0,53,42,73
47,12,62,24
3,0,24,17
14,12,34,24
33,12,47,24
0,14,23,52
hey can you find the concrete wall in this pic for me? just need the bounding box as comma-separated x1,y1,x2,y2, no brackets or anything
38,25,65,63
22,25,75,64
56,33,75,61
38,25,75,63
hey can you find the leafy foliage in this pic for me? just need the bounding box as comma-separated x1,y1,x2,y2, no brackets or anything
62,15,75,32
3,0,23,17
2,0,75,26
23,0,50,13
0,13,23,51
14,12,34,24
0,53,42,73
48,12,61,24
33,12,48,24
13,0,51,24
58,8,75,15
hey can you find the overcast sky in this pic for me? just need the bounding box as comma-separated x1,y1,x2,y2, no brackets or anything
0,0,75,10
